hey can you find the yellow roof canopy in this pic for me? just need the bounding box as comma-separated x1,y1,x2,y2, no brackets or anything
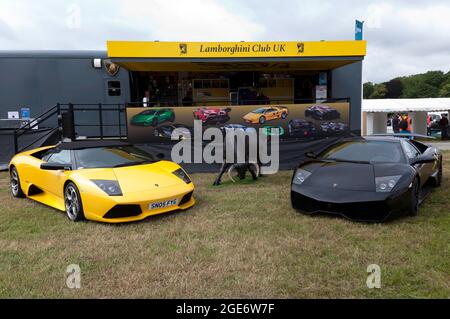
107,40,366,72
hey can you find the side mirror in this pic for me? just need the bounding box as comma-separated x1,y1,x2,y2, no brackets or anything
305,152,317,159
156,153,165,160
411,154,435,165
40,163,71,171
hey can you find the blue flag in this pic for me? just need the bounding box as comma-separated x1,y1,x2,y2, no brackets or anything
355,20,364,40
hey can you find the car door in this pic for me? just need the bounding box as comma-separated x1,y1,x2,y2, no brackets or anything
265,108,276,120
40,149,73,197
162,109,172,122
157,109,166,122
273,108,283,119
402,140,431,187
17,148,54,192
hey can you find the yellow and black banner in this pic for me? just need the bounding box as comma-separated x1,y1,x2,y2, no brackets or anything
108,41,366,59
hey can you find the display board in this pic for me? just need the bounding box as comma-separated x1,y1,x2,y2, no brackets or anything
126,102,350,144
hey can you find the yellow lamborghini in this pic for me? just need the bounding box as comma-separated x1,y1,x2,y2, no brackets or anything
8,140,195,223
243,106,289,124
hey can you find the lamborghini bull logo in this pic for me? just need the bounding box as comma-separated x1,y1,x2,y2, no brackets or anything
179,43,188,55
103,59,120,77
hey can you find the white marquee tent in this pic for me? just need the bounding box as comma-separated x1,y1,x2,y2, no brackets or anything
362,98,450,135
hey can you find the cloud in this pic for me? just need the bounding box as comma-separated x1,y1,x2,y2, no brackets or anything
0,0,449,82
116,0,265,41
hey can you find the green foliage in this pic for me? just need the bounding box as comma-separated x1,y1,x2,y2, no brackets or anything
385,78,403,98
370,83,387,99
363,82,374,99
401,79,439,98
364,70,450,99
439,80,450,97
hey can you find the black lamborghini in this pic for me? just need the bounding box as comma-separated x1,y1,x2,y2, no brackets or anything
291,135,443,222
288,119,317,138
305,105,340,121
153,124,193,140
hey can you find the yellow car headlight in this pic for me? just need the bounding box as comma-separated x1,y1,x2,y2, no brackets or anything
91,180,123,196
172,169,191,184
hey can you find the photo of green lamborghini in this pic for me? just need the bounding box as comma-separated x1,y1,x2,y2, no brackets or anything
130,108,175,127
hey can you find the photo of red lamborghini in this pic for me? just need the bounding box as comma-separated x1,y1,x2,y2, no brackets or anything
193,107,231,125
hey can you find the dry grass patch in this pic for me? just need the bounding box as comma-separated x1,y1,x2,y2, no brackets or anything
0,152,449,298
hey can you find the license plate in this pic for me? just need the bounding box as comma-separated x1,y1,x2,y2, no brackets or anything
149,199,178,210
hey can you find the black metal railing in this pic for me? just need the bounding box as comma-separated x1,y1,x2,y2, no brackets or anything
13,103,127,154
61,103,127,139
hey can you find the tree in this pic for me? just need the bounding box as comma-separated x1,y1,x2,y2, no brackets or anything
363,82,374,99
401,78,439,98
384,78,403,98
400,71,445,98
439,82,450,97
365,70,449,99
421,71,446,88
369,83,387,99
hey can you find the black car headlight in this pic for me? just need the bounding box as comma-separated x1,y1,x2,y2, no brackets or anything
375,175,402,193
173,168,191,184
293,169,312,185
91,180,123,196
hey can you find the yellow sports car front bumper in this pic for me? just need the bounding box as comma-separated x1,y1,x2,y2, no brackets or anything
80,183,195,223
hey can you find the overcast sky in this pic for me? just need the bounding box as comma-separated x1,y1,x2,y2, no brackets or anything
1,0,449,83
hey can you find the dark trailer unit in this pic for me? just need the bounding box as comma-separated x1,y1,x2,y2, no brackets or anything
0,50,131,168
0,40,366,169
0,50,130,117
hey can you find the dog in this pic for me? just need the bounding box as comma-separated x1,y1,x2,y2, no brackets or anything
213,127,261,186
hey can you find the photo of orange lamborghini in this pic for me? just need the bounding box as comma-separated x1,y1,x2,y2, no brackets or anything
242,106,289,124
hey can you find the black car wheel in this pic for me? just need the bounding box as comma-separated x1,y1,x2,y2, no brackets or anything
153,129,160,137
259,116,266,124
408,178,420,217
288,125,293,136
435,161,443,187
313,111,322,120
151,118,158,127
64,182,85,222
10,167,25,198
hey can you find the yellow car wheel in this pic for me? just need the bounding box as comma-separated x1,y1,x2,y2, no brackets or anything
10,167,25,198
64,182,85,222
259,116,266,124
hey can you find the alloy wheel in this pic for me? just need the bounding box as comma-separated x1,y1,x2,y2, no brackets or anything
10,169,19,196
65,185,80,220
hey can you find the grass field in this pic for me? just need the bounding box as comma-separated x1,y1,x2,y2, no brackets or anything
0,152,449,298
